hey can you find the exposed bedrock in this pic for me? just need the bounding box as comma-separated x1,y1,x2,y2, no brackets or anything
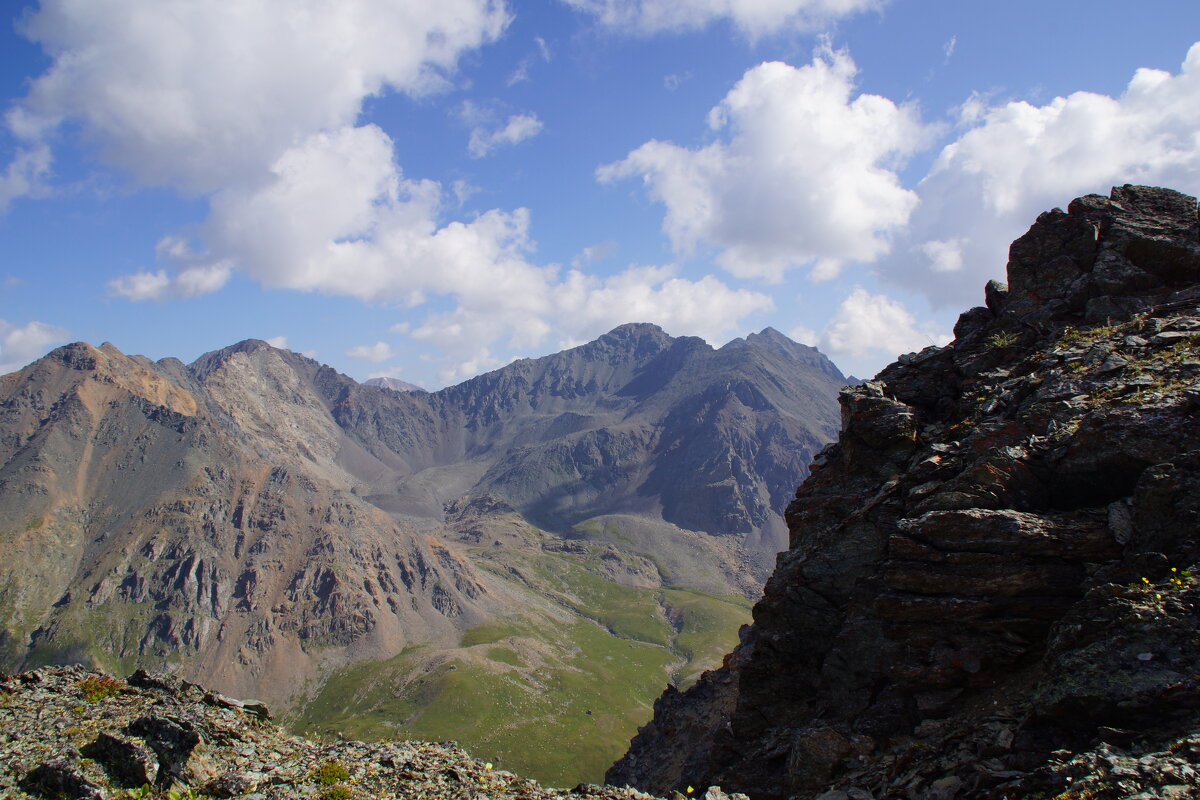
609,186,1200,800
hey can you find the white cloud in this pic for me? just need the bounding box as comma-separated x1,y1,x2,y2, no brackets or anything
913,239,964,273
820,287,950,362
265,336,289,349
599,48,932,282
413,264,774,383
467,112,544,158
108,262,232,301
346,341,395,362
194,124,538,304
9,0,510,194
0,144,52,211
890,40,1200,308
564,0,880,38
0,319,70,374
787,324,818,346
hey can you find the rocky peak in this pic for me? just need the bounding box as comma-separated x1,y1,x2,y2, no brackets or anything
994,185,1200,324
607,186,1200,800
728,328,846,382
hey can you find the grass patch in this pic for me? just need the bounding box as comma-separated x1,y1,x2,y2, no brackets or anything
662,588,751,685
311,761,351,785
487,646,525,667
461,620,522,647
292,545,751,788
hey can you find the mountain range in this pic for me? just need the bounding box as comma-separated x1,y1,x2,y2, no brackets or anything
0,322,846,783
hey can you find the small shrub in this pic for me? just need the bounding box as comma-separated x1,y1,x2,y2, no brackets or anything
987,331,1019,349
311,761,351,785
318,787,352,800
78,675,123,702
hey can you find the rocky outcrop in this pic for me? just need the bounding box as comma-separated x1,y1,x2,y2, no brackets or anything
0,664,681,800
608,185,1200,800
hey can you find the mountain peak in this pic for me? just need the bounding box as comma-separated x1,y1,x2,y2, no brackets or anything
723,328,846,383
364,376,423,393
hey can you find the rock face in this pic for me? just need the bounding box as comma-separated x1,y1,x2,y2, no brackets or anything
0,341,492,708
608,186,1200,800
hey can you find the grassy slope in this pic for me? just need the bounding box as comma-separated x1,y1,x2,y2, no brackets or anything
290,534,752,787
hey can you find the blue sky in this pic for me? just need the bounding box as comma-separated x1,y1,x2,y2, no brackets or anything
1,1,1199,387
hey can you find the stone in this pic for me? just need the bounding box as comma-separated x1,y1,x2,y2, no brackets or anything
125,716,201,781
83,731,159,786
22,748,109,800
984,280,1009,313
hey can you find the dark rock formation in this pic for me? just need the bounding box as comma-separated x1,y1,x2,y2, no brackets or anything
608,185,1200,800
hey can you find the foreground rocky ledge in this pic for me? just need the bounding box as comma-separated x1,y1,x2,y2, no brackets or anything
0,665,693,800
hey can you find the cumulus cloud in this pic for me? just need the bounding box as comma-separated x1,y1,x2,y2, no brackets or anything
599,48,932,282
413,264,774,383
10,0,510,194
467,112,544,158
108,262,232,301
346,341,396,362
819,288,950,362
892,40,1200,309
8,0,525,322
564,0,879,38
0,319,70,374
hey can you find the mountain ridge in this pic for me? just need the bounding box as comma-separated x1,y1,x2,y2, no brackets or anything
0,321,847,784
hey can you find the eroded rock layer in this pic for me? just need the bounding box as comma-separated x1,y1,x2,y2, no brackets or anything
609,186,1200,800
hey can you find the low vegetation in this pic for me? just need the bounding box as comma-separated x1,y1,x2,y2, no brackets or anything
77,675,123,702
292,533,751,787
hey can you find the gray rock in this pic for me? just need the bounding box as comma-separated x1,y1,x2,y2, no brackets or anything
84,731,159,786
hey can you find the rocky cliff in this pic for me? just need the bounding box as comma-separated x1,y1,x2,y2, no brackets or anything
608,185,1200,800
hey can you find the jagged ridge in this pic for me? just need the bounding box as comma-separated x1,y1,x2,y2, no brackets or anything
608,185,1200,800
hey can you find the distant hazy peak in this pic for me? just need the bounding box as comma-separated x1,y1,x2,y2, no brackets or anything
720,328,846,382
364,376,423,393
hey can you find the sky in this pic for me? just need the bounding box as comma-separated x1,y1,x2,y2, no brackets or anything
1,1,1199,387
